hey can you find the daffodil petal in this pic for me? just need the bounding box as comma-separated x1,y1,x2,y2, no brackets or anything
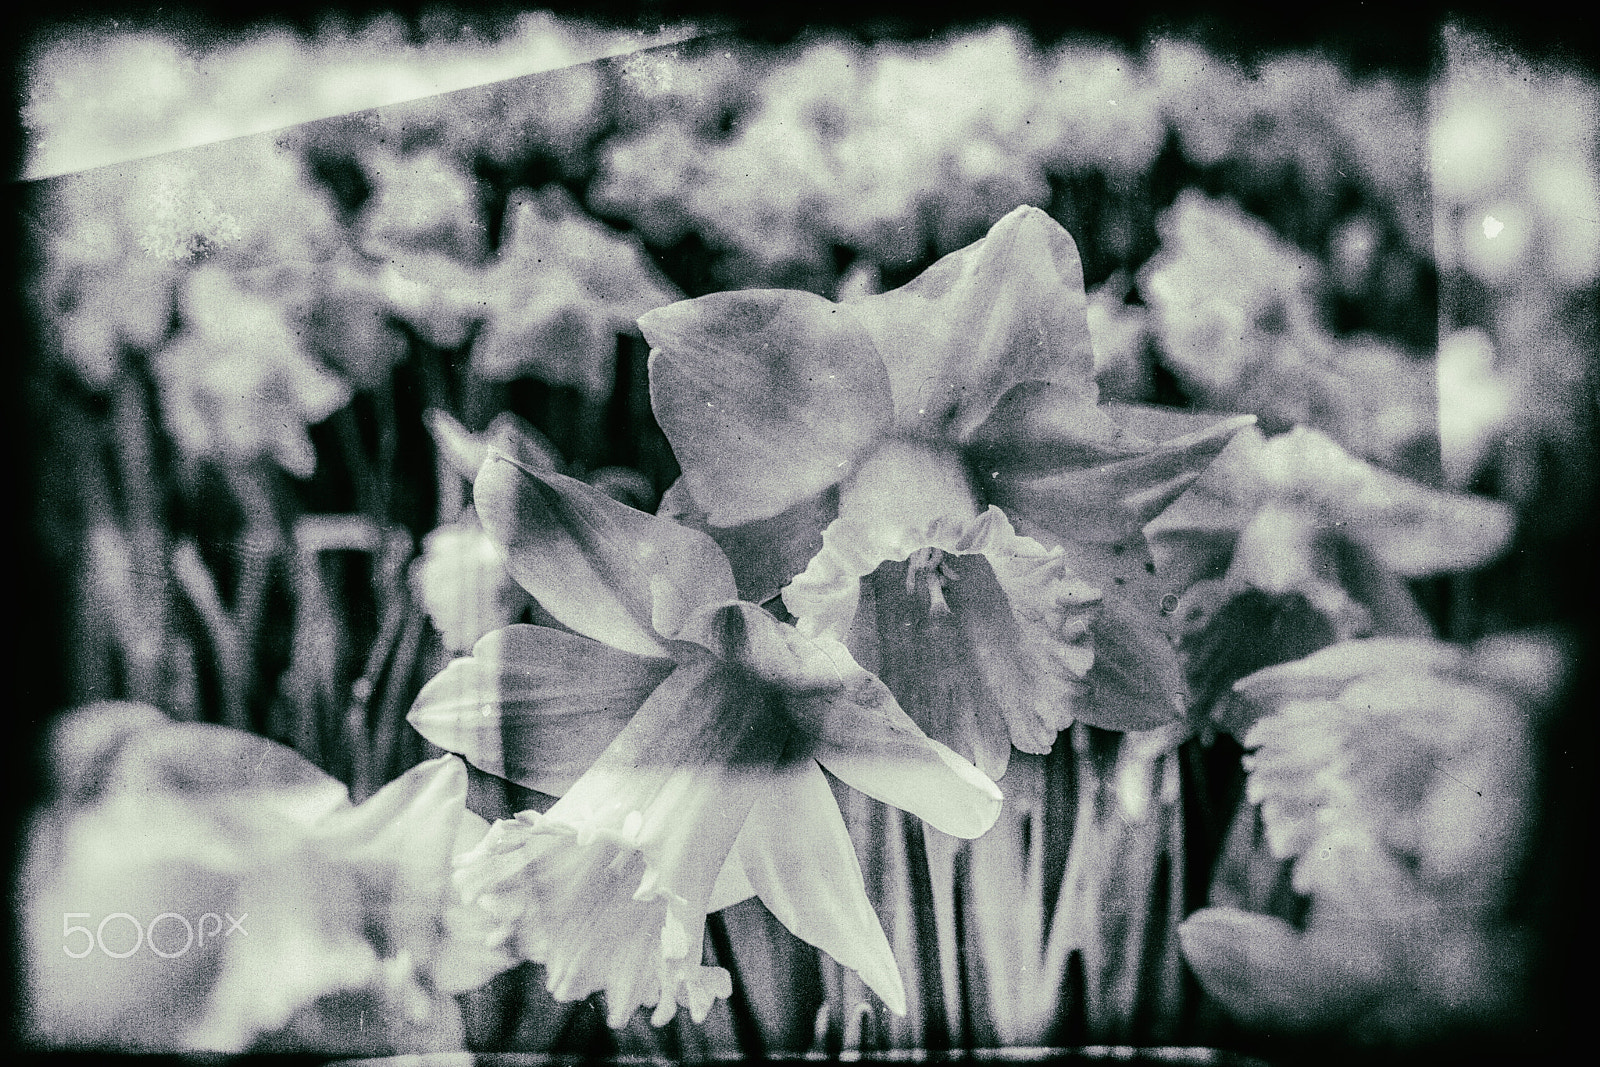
1232,638,1469,713
313,754,466,871
1264,427,1514,575
1146,425,1516,585
453,813,733,1029
474,279,618,396
852,561,1015,780
1142,428,1265,593
108,720,350,823
1099,400,1256,441
847,205,1097,440
426,408,564,485
474,454,736,657
311,755,517,997
947,550,1098,754
454,659,791,1028
707,852,756,913
658,476,839,606
735,763,908,1015
1074,593,1189,731
1317,469,1515,580
673,596,1015,805
500,185,682,322
482,410,565,473
797,672,1003,841
987,399,1257,545
407,625,673,796
642,288,894,526
1185,590,1343,738
409,522,530,653
963,381,1150,477
42,701,172,806
1178,907,1380,1033
1015,527,1191,733
669,599,872,694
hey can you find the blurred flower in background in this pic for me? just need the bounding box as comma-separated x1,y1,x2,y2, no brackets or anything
20,702,512,1053
411,523,530,654
1139,191,1439,478
1139,191,1326,408
18,11,709,180
1432,36,1600,289
471,185,682,397
1032,40,1166,187
1145,424,1516,732
861,27,1050,257
1180,632,1568,1045
594,28,1059,288
358,146,491,264
154,263,350,478
30,170,180,391
1085,273,1156,402
1430,25,1599,525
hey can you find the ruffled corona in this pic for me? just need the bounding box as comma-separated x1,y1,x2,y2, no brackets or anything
785,503,1099,764
455,810,733,1028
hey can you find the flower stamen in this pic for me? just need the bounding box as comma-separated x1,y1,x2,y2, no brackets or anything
906,547,956,617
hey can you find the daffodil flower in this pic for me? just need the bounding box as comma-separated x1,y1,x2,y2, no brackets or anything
1231,634,1562,908
642,205,1252,777
1144,424,1517,734
33,168,178,389
1137,191,1438,475
1178,633,1563,1042
410,523,531,655
356,147,490,263
470,185,682,399
407,450,1002,1029
152,263,350,477
20,702,511,1053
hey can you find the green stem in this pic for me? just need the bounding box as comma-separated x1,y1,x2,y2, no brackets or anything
415,342,466,526
705,910,767,1060
458,354,503,432
901,812,953,1052
370,606,426,787
109,362,177,711
333,405,379,521
225,462,286,651
61,395,120,707
284,525,351,773
343,524,420,798
373,373,398,522
169,539,250,730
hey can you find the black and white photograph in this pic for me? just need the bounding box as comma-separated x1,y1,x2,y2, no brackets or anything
8,3,1595,1063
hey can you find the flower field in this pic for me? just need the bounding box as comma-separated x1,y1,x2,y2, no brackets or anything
14,9,1597,1061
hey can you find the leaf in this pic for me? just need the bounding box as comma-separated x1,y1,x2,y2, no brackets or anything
1075,595,1187,732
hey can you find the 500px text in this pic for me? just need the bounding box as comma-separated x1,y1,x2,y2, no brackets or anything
62,912,248,958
